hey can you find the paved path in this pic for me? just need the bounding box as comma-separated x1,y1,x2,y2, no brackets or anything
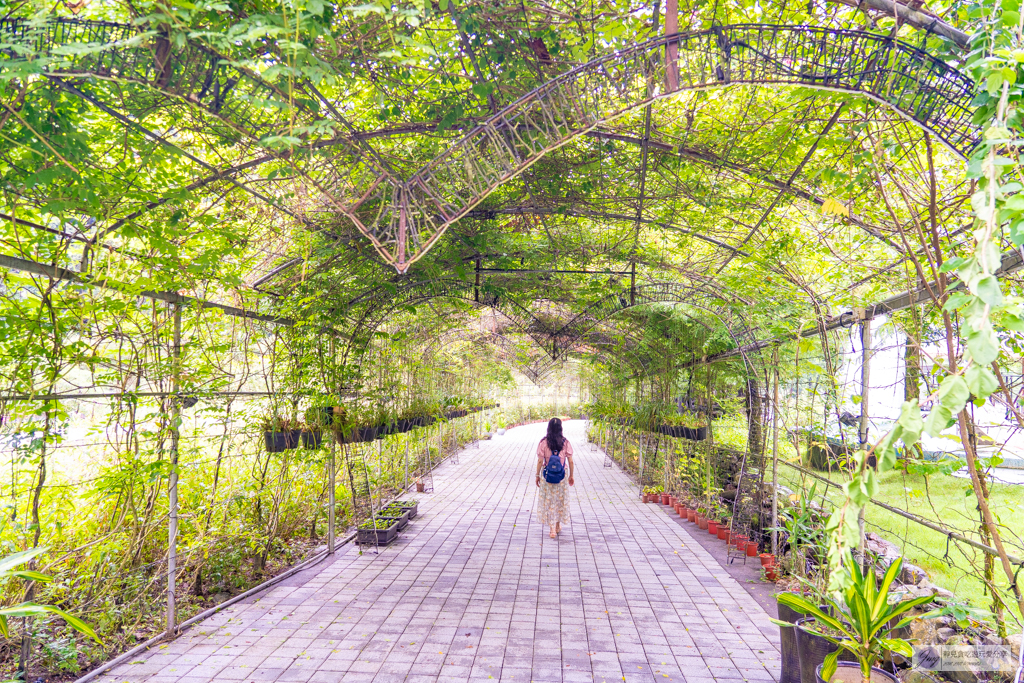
101,420,781,683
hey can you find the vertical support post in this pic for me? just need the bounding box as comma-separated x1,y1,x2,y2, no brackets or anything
167,302,182,635
329,438,336,554
405,438,410,488
665,0,678,91
858,311,871,556
475,257,481,302
328,337,336,554
630,262,636,306
859,314,872,448
638,432,644,499
771,348,780,558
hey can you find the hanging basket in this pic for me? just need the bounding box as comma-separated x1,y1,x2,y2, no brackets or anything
264,431,288,453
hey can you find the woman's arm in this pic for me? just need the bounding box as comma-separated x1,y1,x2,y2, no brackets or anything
566,440,575,486
535,442,544,487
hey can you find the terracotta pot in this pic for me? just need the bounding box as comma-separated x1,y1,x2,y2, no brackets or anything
759,553,776,567
697,516,708,530
687,510,696,522
717,526,728,541
643,494,650,503
746,541,758,557
733,534,748,549
416,481,425,493
765,565,780,582
660,493,669,505
708,521,719,535
669,496,677,506
722,530,732,543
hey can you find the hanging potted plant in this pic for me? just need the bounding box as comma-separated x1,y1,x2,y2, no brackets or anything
775,557,932,683
263,416,289,453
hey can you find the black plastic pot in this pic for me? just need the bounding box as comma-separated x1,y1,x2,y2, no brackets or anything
776,597,803,683
377,510,410,530
394,500,418,519
264,431,288,453
814,661,898,683
300,430,323,449
356,520,399,545
796,618,854,683
682,426,708,441
357,426,379,442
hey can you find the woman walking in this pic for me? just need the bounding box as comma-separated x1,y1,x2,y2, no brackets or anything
535,417,574,538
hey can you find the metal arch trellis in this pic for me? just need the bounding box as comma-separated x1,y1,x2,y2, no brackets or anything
340,278,557,365
415,327,563,384
0,17,396,225
1,20,977,273
335,25,977,271
550,281,763,362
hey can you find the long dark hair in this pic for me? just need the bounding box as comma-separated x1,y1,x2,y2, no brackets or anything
545,417,564,452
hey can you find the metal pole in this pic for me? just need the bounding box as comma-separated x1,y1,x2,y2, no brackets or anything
167,302,182,635
638,432,644,500
859,314,872,447
405,438,410,488
328,438,336,554
858,314,871,555
771,348,780,557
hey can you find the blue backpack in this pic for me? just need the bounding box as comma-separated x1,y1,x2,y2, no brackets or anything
543,448,566,484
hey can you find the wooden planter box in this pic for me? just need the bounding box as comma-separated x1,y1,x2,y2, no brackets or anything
356,520,399,545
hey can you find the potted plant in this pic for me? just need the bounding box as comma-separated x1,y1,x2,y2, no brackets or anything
775,557,932,683
356,517,400,546
263,416,290,453
393,499,419,519
415,478,426,493
760,553,776,567
660,492,670,505
708,520,719,535
745,540,758,557
377,505,411,530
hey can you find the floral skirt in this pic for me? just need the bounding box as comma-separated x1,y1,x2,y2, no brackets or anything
536,478,570,527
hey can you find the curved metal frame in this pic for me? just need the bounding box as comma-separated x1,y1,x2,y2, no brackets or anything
2,19,976,273
337,25,977,270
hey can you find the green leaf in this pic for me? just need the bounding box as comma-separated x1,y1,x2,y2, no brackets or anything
972,275,1004,307
966,327,1000,365
938,375,970,411
965,365,999,400
924,406,955,437
881,638,914,657
821,648,840,682
897,400,922,448
0,547,48,575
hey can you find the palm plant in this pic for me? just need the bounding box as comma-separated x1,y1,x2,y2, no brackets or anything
0,547,99,643
773,556,932,683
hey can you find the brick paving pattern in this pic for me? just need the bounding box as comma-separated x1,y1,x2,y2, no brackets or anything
99,420,782,683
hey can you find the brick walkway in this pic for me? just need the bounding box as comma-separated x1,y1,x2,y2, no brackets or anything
101,420,781,683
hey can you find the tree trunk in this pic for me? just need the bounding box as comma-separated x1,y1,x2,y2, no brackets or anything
746,378,763,456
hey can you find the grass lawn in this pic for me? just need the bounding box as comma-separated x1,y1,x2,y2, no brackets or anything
713,415,1024,626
